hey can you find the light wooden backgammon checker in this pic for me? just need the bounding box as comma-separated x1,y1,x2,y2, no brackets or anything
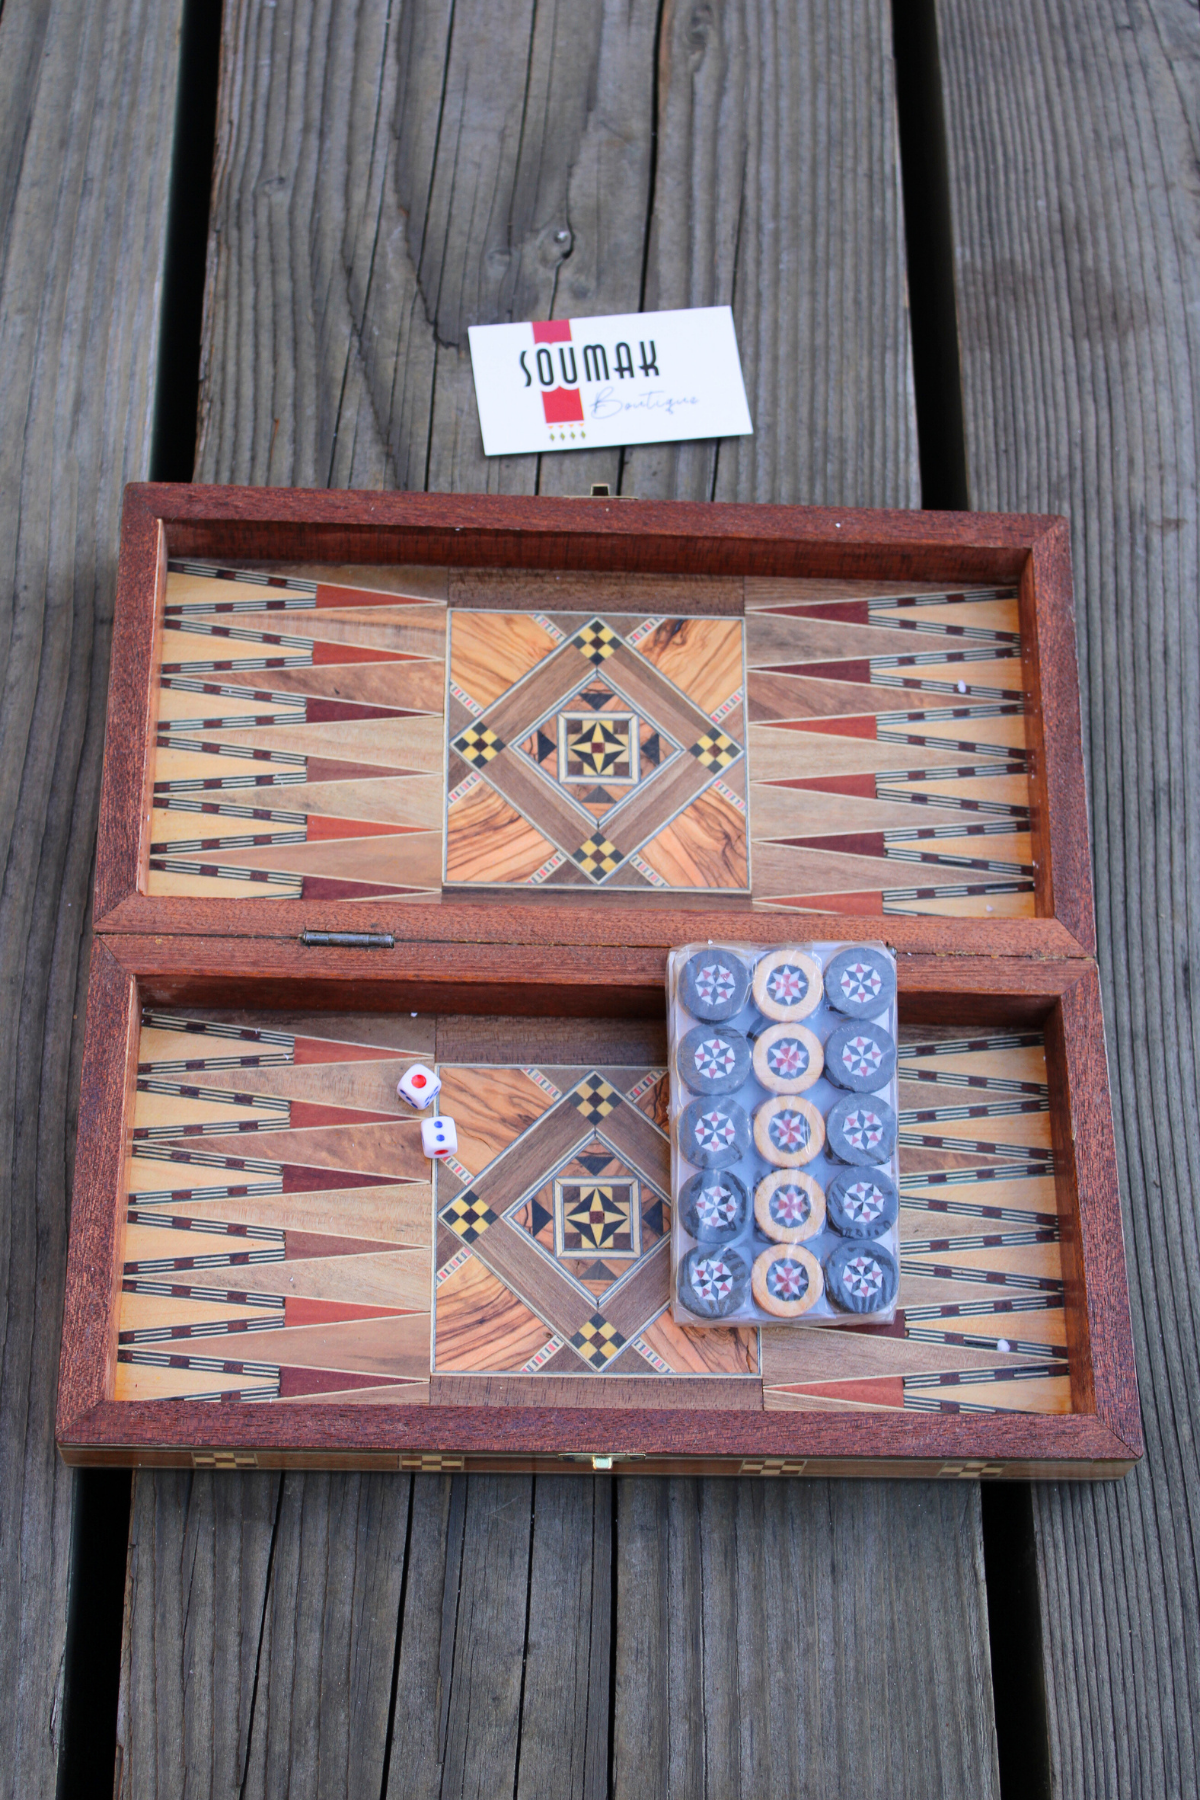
57,487,1140,1477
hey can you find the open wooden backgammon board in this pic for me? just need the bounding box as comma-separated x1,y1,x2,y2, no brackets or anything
57,488,1140,1477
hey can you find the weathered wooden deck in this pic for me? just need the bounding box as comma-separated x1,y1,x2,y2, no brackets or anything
2,1,1197,1793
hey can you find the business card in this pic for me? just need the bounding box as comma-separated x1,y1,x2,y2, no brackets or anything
467,306,753,455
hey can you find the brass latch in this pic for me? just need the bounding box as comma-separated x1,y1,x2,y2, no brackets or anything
192,1450,258,1469
398,1453,465,1472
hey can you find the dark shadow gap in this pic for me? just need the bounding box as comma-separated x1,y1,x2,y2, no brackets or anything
981,1484,1053,1800
891,0,969,510
55,1470,132,1800
149,0,223,483
378,1473,417,1800
607,1477,618,1797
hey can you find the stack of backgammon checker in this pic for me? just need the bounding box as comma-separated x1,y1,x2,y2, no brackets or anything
668,942,901,1329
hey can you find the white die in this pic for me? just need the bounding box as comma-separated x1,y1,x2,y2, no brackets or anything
421,1115,458,1160
397,1062,441,1109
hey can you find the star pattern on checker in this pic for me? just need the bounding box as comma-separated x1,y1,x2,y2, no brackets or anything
444,612,748,891
766,963,809,1006
694,1107,739,1151
841,1035,884,1079
836,961,884,1006
693,960,740,1006
692,1036,739,1080
694,1182,740,1230
769,1109,812,1153
843,1179,886,1224
766,1257,809,1302
838,1250,886,1303
689,1253,738,1306
841,1106,886,1153
768,1037,810,1079
769,1185,812,1228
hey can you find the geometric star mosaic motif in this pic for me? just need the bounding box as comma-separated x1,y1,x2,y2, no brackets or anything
433,1063,759,1379
445,612,749,891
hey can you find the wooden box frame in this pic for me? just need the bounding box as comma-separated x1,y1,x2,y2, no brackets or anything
56,484,1139,1476
94,484,1096,959
58,937,1139,1475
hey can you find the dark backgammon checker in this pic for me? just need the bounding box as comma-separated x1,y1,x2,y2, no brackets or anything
669,942,901,1327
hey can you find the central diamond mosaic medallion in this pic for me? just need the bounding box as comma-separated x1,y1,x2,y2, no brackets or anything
560,712,637,785
444,612,749,891
555,1177,641,1258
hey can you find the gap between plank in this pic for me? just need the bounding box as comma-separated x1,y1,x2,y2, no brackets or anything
981,1485,1053,1800
890,0,969,510
55,1471,131,1800
149,0,223,483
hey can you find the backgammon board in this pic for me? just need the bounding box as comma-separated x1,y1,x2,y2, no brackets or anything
57,488,1139,1477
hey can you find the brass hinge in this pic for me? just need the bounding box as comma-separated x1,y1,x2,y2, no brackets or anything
192,1450,259,1470
301,929,394,949
739,1458,808,1476
398,1453,465,1472
938,1461,1006,1479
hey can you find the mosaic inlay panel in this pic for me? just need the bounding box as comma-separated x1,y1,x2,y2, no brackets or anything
444,612,750,891
113,1015,1070,1413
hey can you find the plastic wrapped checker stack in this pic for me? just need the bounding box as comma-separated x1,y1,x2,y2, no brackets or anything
668,941,901,1328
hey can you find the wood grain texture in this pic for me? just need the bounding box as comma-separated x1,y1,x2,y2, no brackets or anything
624,0,917,506
937,1,1198,1791
612,1477,999,1797
116,1470,408,1797
0,1,184,1792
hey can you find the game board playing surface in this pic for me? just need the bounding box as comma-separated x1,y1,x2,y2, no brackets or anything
147,562,1035,916
116,1009,1070,1415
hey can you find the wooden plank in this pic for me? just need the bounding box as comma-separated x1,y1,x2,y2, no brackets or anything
613,1477,999,1795
117,1472,281,1796
0,0,185,1791
936,1,1200,1791
624,0,919,506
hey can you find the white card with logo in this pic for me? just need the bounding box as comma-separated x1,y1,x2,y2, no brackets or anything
468,306,753,455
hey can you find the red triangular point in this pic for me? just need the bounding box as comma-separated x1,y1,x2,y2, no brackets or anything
283,1229,410,1259
298,876,434,901
287,1102,403,1130
760,773,878,798
315,584,439,609
277,1366,408,1398
310,640,426,665
303,758,427,782
284,1298,423,1327
777,1377,906,1407
761,891,886,915
305,816,426,841
292,1037,410,1065
769,715,879,740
